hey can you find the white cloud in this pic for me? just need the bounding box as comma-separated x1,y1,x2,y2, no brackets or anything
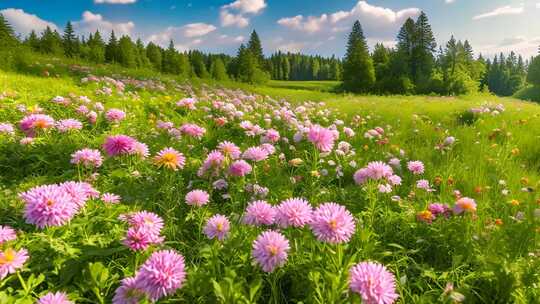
220,10,249,28
220,0,266,28
536,2,540,9
73,11,135,37
476,36,540,58
222,0,266,14
445,0,455,4
0,8,58,37
472,5,524,20
94,0,136,4
277,1,420,35
182,23,216,38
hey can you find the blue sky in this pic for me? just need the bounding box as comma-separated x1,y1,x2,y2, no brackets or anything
1,0,540,58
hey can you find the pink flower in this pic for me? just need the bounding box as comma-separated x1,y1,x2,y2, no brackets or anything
242,146,268,162
37,292,73,304
134,250,187,301
453,197,477,214
307,125,335,152
0,123,15,135
203,214,231,241
228,160,252,177
113,277,145,304
102,135,137,157
243,200,276,226
310,203,356,244
71,148,103,168
180,123,206,139
20,185,78,228
262,129,280,143
353,161,393,185
0,248,29,280
59,181,99,208
218,141,241,159
185,190,210,207
428,203,451,218
349,261,399,304
154,147,185,171
0,225,17,244
407,161,425,175
56,119,83,133
101,193,121,204
122,211,164,251
252,230,290,272
176,97,197,110
275,197,313,228
105,109,126,123
19,114,55,135
197,150,225,177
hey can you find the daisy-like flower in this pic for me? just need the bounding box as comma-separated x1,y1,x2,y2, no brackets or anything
243,200,276,226
71,148,103,168
242,146,269,162
252,230,290,272
228,160,252,177
19,114,55,135
113,276,145,304
310,202,356,244
37,292,73,304
134,250,187,301
307,125,336,152
20,185,78,228
179,123,206,139
0,123,15,135
101,193,121,204
0,225,17,244
102,135,137,157
59,181,100,209
218,141,241,159
407,161,425,175
275,197,313,228
453,197,477,214
105,109,126,123
185,190,210,207
203,214,231,241
262,129,280,143
0,248,29,280
428,203,451,218
154,147,185,171
349,261,399,304
56,119,83,133
123,226,164,251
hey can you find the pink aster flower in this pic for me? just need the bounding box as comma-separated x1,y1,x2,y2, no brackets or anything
154,147,185,171
453,197,477,214
275,197,313,228
197,150,225,177
243,200,276,226
428,203,451,218
307,125,335,152
366,162,394,180
310,203,356,244
71,148,103,168
176,97,197,110
132,142,149,158
228,160,252,177
252,230,290,272
203,214,231,241
113,277,145,304
262,129,280,143
0,123,15,135
56,119,83,133
128,211,164,235
101,193,121,204
349,261,399,304
102,135,137,157
242,146,269,162
217,141,241,159
20,185,78,228
123,226,164,251
0,248,29,280
105,109,126,123
407,161,425,175
19,114,55,135
185,190,210,207
179,123,206,139
260,143,276,155
134,250,187,301
0,225,17,244
59,181,99,209
37,292,73,304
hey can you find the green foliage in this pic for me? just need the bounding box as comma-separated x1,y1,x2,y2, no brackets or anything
0,13,19,49
210,57,229,81
526,55,540,87
62,22,79,58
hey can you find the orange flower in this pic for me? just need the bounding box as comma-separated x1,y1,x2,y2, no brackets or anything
494,218,503,226
510,199,520,206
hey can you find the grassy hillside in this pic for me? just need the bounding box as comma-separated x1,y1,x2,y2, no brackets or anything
1,68,539,303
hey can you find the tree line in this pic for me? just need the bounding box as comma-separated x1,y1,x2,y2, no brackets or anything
1,12,540,96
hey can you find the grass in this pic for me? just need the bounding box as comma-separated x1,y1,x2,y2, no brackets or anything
1,65,540,303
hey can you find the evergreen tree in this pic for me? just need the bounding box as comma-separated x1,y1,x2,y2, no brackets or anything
135,38,150,68
62,21,79,57
87,30,105,63
39,26,63,54
210,57,229,81
24,30,40,51
190,50,209,78
105,31,118,63
412,11,436,88
117,35,137,67
342,20,375,93
527,55,540,86
247,30,265,68
0,13,18,48
146,42,162,71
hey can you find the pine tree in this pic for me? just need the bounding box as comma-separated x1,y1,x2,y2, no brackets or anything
105,31,118,63
527,55,540,86
190,50,209,78
62,21,79,57
210,57,229,81
40,26,63,54
247,30,265,68
0,13,18,48
87,30,105,63
342,20,375,93
135,38,150,68
117,35,136,67
24,30,40,51
412,11,436,86
146,42,162,71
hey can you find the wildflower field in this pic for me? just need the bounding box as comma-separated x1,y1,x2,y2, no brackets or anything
0,68,539,304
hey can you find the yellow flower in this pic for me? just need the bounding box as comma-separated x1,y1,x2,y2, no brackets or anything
288,158,303,167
